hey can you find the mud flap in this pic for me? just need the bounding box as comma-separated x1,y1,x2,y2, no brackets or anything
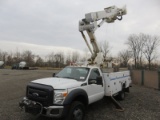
110,96,125,112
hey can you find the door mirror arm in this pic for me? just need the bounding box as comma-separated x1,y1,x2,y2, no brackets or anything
52,73,56,77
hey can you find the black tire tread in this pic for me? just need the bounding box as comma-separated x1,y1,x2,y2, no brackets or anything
64,101,85,120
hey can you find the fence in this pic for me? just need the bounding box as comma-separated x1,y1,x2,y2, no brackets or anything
131,70,160,90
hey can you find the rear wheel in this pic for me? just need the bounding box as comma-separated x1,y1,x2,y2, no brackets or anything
65,101,85,120
117,87,125,100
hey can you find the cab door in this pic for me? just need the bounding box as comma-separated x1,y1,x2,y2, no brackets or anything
87,68,104,104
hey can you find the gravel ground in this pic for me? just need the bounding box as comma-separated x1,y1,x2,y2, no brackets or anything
0,69,160,120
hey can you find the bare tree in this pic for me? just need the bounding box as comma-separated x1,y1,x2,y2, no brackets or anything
80,48,90,62
6,52,14,66
99,40,110,59
47,52,55,66
13,49,21,63
138,33,147,67
54,52,65,68
126,34,138,68
143,35,160,70
0,50,8,67
71,51,80,63
118,50,132,67
126,34,146,69
65,52,72,65
21,50,35,66
35,55,44,67
0,50,2,60
0,50,8,64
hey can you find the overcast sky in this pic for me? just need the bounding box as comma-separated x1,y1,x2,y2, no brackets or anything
0,0,160,57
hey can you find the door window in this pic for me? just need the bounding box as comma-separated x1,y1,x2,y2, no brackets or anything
89,68,100,80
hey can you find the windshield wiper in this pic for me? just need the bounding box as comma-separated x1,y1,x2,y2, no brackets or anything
62,77,78,80
63,77,74,79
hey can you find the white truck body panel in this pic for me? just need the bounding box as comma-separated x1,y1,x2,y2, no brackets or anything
86,83,104,104
103,71,131,96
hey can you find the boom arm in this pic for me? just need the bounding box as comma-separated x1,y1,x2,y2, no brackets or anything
79,5,127,66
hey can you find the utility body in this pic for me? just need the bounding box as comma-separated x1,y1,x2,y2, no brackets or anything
19,5,131,120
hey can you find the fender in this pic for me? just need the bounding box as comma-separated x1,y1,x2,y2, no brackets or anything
63,89,88,106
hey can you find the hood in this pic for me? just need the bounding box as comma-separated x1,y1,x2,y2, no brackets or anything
31,77,82,89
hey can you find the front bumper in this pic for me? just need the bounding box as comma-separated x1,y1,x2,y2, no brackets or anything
19,97,66,118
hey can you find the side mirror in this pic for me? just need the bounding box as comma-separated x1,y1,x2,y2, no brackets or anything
89,80,97,84
96,76,103,86
52,73,56,77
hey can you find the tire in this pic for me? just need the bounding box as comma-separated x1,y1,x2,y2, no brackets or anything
65,101,85,120
117,87,125,100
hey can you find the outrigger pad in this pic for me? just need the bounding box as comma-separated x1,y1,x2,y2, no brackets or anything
110,96,125,112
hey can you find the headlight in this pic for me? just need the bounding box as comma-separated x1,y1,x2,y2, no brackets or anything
54,90,68,105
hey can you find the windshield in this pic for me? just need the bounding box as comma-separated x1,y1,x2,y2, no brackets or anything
55,67,90,81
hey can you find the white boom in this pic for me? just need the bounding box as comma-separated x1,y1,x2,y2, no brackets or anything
79,5,127,67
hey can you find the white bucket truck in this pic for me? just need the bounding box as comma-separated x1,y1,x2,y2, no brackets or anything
19,5,131,120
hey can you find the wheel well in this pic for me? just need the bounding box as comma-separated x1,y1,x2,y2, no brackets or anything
72,95,88,107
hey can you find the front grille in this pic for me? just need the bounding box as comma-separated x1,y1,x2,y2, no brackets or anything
26,82,54,106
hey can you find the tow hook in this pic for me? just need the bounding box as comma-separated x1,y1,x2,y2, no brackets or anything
19,97,29,110
19,97,43,116
19,97,30,110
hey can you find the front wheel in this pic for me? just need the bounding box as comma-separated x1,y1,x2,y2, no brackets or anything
65,101,85,120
